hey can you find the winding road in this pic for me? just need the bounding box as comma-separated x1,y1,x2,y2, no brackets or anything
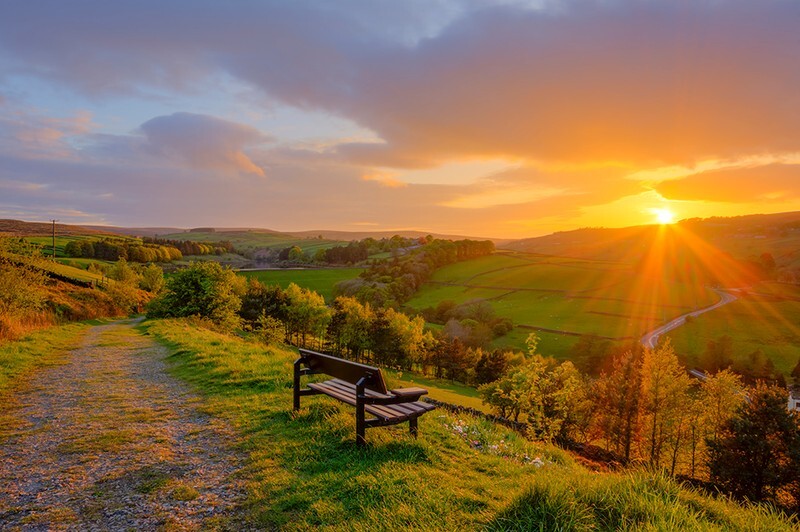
640,288,739,348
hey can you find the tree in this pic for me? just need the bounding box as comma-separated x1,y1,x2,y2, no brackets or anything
147,261,245,332
139,263,164,293
791,356,800,383
640,339,692,467
474,350,512,385
700,335,733,373
283,283,330,347
594,347,643,461
327,296,373,361
707,383,800,503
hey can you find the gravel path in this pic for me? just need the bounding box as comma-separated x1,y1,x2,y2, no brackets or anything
0,319,247,531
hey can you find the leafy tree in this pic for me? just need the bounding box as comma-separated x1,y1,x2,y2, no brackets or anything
700,335,733,373
239,279,288,327
108,258,139,284
640,339,692,467
139,263,165,293
571,333,612,375
327,296,373,361
283,283,330,347
147,261,245,332
707,383,800,503
474,349,512,385
790,356,800,383
594,347,643,461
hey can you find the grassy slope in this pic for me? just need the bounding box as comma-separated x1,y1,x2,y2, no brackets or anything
238,268,364,302
160,230,345,255
144,319,796,530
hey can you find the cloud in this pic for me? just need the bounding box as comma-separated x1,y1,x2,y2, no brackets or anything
655,164,800,203
3,1,799,169
139,113,270,177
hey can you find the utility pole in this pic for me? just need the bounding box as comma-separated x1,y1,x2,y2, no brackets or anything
51,219,58,261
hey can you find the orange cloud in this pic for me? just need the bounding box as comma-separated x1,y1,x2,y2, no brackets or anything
656,164,800,203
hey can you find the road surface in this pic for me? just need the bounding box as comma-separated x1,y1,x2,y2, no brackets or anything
640,288,739,348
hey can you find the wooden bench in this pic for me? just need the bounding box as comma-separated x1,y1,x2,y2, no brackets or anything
293,349,436,445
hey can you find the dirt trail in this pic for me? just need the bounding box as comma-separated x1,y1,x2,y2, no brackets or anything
0,319,247,531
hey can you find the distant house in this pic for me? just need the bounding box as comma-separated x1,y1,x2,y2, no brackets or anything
789,385,800,412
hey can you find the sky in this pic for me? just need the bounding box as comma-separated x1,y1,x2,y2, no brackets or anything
0,0,799,239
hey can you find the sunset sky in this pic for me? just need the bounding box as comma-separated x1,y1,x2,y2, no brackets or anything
1,0,799,238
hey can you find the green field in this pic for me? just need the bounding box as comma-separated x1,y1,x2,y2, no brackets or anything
665,294,800,375
160,230,346,255
238,268,363,301
407,251,721,358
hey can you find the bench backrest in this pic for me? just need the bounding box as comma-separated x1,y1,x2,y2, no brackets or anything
298,349,388,394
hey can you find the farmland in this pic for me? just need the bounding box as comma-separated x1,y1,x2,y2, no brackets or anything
406,251,721,359
160,230,345,256
237,268,363,302
665,292,800,375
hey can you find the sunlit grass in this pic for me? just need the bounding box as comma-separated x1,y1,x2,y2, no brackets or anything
143,318,797,530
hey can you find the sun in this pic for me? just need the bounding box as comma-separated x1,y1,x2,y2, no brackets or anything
652,208,675,225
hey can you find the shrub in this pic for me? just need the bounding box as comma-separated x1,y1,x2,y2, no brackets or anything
147,261,245,332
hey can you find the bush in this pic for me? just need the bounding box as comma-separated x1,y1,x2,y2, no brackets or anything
147,261,245,332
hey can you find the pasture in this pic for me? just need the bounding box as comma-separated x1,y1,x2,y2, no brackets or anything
160,230,345,255
238,268,363,302
407,251,721,359
665,294,800,375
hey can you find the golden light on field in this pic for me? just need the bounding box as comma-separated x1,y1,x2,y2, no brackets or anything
652,208,675,225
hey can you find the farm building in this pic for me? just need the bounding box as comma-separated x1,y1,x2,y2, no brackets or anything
789,385,800,412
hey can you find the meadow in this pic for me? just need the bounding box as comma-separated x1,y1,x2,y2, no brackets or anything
238,268,363,302
665,295,800,375
160,230,345,256
407,251,718,358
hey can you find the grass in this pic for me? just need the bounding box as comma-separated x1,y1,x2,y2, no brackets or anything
0,323,89,394
143,318,798,530
160,230,346,255
238,268,364,302
407,252,719,354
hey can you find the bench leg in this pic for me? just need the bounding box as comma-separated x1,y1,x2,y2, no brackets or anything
409,417,418,438
356,405,366,446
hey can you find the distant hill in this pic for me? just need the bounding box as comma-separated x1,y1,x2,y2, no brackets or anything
284,229,493,241
503,211,800,286
82,225,493,242
82,225,186,238
0,219,112,237
505,211,800,261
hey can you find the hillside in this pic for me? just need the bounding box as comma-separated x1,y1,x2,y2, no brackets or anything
506,211,800,274
0,219,112,237
142,319,797,530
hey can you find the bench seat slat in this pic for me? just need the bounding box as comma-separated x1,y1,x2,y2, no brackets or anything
309,379,435,421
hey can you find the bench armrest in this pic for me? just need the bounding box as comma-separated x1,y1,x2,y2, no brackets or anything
390,387,428,399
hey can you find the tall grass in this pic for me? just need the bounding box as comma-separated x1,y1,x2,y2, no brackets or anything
144,318,798,530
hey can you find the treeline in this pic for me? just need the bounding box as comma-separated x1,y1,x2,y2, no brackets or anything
147,262,512,385
241,275,513,384
143,237,235,257
570,332,787,386
273,235,423,265
65,238,182,263
336,238,495,307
